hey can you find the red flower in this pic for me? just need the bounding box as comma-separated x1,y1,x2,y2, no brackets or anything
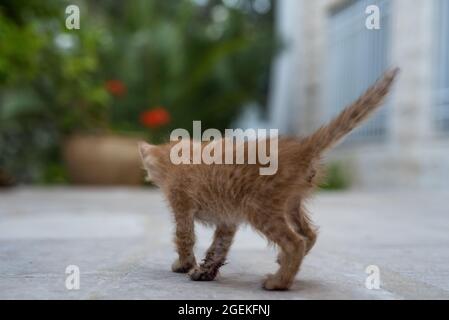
140,107,171,129
105,79,127,97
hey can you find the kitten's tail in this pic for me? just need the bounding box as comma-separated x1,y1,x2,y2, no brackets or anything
299,68,399,160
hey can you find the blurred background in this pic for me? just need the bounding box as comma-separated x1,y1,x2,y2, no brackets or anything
1,0,448,189
0,0,277,186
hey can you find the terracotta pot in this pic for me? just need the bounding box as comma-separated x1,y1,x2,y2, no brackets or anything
63,134,144,185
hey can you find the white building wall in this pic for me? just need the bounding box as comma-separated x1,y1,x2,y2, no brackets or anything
285,0,449,189
267,0,303,134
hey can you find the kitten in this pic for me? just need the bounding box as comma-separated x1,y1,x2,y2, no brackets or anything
139,68,399,290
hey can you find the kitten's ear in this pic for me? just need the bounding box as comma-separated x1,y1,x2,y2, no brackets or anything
138,141,154,161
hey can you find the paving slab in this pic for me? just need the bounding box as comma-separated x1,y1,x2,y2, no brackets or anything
0,187,448,299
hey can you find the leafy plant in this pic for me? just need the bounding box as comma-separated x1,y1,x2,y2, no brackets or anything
319,162,351,191
0,0,276,183
95,0,276,142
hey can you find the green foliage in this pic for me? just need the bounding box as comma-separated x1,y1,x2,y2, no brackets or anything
96,0,276,141
319,162,351,191
0,0,276,183
0,0,112,182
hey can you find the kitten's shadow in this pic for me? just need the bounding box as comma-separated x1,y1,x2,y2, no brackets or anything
154,265,324,296
217,274,323,294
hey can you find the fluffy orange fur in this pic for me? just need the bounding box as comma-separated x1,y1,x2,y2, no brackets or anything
139,68,399,290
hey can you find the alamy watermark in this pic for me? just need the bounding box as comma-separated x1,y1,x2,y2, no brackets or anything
365,265,381,290
169,121,278,176
65,5,80,30
65,265,80,290
365,5,380,30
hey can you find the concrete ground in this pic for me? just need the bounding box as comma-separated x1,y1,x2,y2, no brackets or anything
0,187,448,300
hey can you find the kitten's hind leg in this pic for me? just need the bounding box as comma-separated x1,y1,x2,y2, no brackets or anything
251,214,306,290
288,204,318,255
189,224,237,281
171,210,197,273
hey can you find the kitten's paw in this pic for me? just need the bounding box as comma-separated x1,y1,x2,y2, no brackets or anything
262,274,290,291
171,259,196,273
188,266,217,281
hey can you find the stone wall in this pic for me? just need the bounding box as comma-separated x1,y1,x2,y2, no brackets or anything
288,0,449,188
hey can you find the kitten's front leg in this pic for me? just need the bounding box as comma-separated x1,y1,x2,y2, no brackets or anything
171,211,197,273
189,224,237,281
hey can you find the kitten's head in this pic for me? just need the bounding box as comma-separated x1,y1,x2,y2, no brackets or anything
138,141,171,186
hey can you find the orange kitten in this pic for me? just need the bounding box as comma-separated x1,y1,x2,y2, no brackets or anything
139,68,399,290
